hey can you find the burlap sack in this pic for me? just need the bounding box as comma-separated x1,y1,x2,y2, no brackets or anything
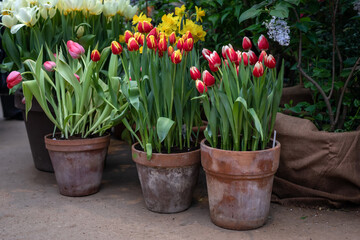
272,113,360,208
280,84,313,107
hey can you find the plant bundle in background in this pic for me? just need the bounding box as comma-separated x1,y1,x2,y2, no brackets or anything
0,0,138,88
118,6,205,159
11,40,128,139
193,35,284,151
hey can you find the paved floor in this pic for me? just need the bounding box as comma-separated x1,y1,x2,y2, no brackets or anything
0,103,360,240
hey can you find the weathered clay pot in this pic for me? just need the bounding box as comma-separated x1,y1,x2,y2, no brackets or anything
132,143,200,213
45,133,110,197
14,90,54,172
201,139,281,230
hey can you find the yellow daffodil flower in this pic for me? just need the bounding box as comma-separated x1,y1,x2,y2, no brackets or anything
175,5,186,18
132,12,152,26
195,6,205,22
119,34,125,43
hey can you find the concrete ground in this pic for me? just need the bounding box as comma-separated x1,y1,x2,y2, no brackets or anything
0,102,360,240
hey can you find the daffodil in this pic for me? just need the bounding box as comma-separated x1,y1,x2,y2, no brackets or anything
195,6,205,22
157,13,179,36
175,4,186,18
180,19,206,43
11,6,40,34
119,34,125,43
132,12,152,27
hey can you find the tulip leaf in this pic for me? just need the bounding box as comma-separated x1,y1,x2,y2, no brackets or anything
156,117,175,143
248,108,264,141
146,143,152,160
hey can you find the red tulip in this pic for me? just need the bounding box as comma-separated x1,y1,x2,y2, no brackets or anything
158,35,167,52
209,62,219,72
195,80,207,94
183,38,194,52
138,21,153,33
190,66,201,81
248,50,258,65
182,31,193,41
74,73,80,82
6,71,22,89
168,46,174,57
111,41,123,55
91,49,101,62
242,36,252,51
67,40,85,59
221,44,234,59
202,70,215,87
171,50,182,64
127,37,139,51
236,65,239,76
258,34,269,51
177,38,184,50
236,50,242,66
202,48,212,60
208,51,221,69
147,35,157,50
226,47,238,63
265,54,276,69
242,52,249,66
134,32,144,46
169,32,176,45
124,30,133,44
158,49,164,57
259,50,267,63
148,27,159,39
253,62,264,77
43,61,56,72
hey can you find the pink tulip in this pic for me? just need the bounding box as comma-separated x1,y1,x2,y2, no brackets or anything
43,61,56,72
67,40,85,59
74,73,80,82
6,71,22,89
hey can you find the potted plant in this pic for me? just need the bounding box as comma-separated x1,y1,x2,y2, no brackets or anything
118,6,206,213
13,40,128,197
193,35,284,230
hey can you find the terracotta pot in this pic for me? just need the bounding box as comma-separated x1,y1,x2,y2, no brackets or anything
201,139,281,230
45,133,110,197
132,143,200,213
14,90,54,172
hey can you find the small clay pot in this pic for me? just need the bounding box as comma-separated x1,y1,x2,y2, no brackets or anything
132,143,200,213
45,133,110,197
201,139,281,230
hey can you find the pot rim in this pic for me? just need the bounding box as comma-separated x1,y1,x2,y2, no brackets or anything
131,142,200,157
44,133,111,149
200,138,281,154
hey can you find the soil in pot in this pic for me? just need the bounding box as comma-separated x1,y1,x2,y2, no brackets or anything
132,143,201,213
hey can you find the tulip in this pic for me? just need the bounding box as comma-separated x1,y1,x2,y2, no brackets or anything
158,49,164,57
171,50,182,64
74,73,80,82
168,46,174,57
258,34,269,51
67,40,85,59
253,62,264,77
134,32,144,46
43,61,56,72
202,48,212,60
183,38,194,52
202,70,215,87
236,65,239,76
148,27,159,39
169,32,176,45
221,44,233,59
236,50,242,66
124,30,133,44
209,62,219,72
6,71,22,89
259,50,267,63
147,35,157,50
177,38,184,51
195,80,207,94
127,37,139,51
91,49,101,62
225,47,238,63
111,41,123,55
182,31,193,41
138,21,153,33
158,35,167,52
265,54,276,69
242,36,252,51
248,50,258,65
190,66,201,81
207,51,221,69
242,52,249,66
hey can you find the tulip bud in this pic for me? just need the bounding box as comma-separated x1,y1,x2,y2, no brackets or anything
236,50,242,66
168,46,174,57
74,73,80,82
158,35,167,52
91,49,101,62
248,50,258,65
148,27,159,39
111,41,123,55
6,71,22,89
138,21,153,33
134,32,144,46
177,38,184,51
221,44,233,59
208,51,221,69
236,65,239,76
209,62,219,72
253,62,264,77
242,36,252,51
190,66,201,81
258,34,269,51
67,40,85,59
182,31,193,41
171,49,182,64
183,38,194,52
43,61,56,72
202,70,215,87
226,47,238,63
169,32,176,45
265,54,276,69
76,26,84,38
259,50,267,63
146,35,157,50
127,37,139,51
195,80,207,94
202,48,212,60
158,49,164,57
124,30,133,44
242,52,249,66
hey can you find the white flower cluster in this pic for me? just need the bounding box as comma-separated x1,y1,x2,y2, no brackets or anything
0,0,138,34
354,0,360,15
263,16,290,46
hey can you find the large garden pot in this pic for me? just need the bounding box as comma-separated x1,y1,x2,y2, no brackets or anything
280,84,313,107
132,143,200,213
201,139,281,230
272,113,360,207
14,90,54,172
45,133,110,197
